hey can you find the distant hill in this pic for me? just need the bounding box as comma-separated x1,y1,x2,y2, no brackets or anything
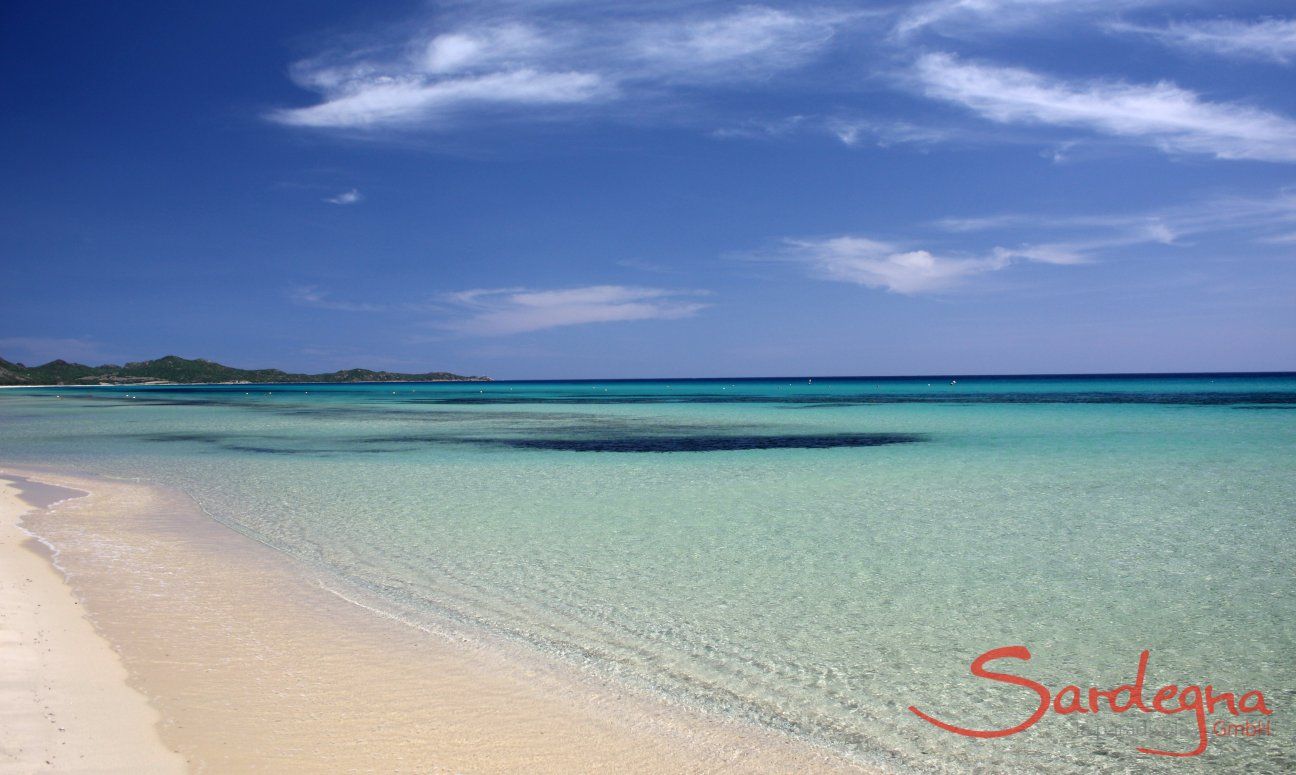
0,355,489,386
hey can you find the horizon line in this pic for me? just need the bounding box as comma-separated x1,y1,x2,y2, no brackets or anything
7,369,1295,389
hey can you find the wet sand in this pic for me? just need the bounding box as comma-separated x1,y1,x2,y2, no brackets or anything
1,465,874,773
0,473,185,773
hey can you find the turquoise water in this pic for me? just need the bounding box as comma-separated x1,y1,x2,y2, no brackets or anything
2,375,1293,773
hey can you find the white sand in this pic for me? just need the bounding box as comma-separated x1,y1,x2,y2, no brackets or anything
0,477,185,773
1,467,878,773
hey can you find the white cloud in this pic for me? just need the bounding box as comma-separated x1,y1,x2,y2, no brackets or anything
287,283,709,334
627,7,840,80
1257,231,1296,245
422,24,550,75
780,236,1013,293
270,7,849,131
615,257,679,274
713,112,1029,151
442,285,709,335
932,190,1296,240
290,285,386,312
710,114,808,140
1111,18,1296,64
828,118,961,148
325,188,363,205
773,236,1094,294
894,0,1172,38
770,189,1296,294
912,52,1296,162
274,69,608,128
266,1,1296,170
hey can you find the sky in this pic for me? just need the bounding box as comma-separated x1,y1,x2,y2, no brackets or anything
2,0,1295,379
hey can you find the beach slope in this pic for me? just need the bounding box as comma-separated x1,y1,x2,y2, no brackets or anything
0,474,185,773
1,467,872,773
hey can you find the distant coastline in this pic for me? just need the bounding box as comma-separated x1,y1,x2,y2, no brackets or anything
0,354,489,386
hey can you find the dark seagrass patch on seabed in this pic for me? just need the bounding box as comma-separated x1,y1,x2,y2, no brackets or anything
488,432,926,453
131,429,926,455
405,391,1296,406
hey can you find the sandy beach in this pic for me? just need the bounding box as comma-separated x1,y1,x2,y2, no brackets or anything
0,465,873,774
0,473,185,772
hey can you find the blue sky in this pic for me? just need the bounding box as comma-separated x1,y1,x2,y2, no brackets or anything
2,0,1294,378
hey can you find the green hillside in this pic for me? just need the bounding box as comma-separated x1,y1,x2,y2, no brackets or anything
0,355,488,386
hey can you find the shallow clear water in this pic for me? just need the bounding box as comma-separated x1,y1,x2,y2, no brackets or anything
2,375,1293,773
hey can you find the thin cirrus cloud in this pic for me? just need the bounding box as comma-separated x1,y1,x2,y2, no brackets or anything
932,190,1296,240
264,1,1296,170
774,237,1083,295
912,53,1296,162
276,69,607,129
290,285,387,312
892,0,1175,38
289,284,709,335
269,7,848,130
828,118,964,148
324,188,363,205
1110,18,1296,64
769,189,1296,294
441,285,710,336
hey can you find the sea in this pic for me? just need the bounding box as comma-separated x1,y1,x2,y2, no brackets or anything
2,374,1293,773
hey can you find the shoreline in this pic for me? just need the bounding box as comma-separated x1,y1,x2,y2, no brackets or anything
0,378,490,389
0,472,185,772
3,369,1293,391
0,463,877,773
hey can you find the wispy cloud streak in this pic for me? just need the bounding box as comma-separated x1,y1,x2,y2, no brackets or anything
325,188,363,205
441,285,709,335
932,190,1296,241
773,237,1085,294
766,189,1296,294
290,285,387,312
894,0,1174,38
913,53,1296,161
288,283,709,335
270,7,850,130
1111,18,1296,64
